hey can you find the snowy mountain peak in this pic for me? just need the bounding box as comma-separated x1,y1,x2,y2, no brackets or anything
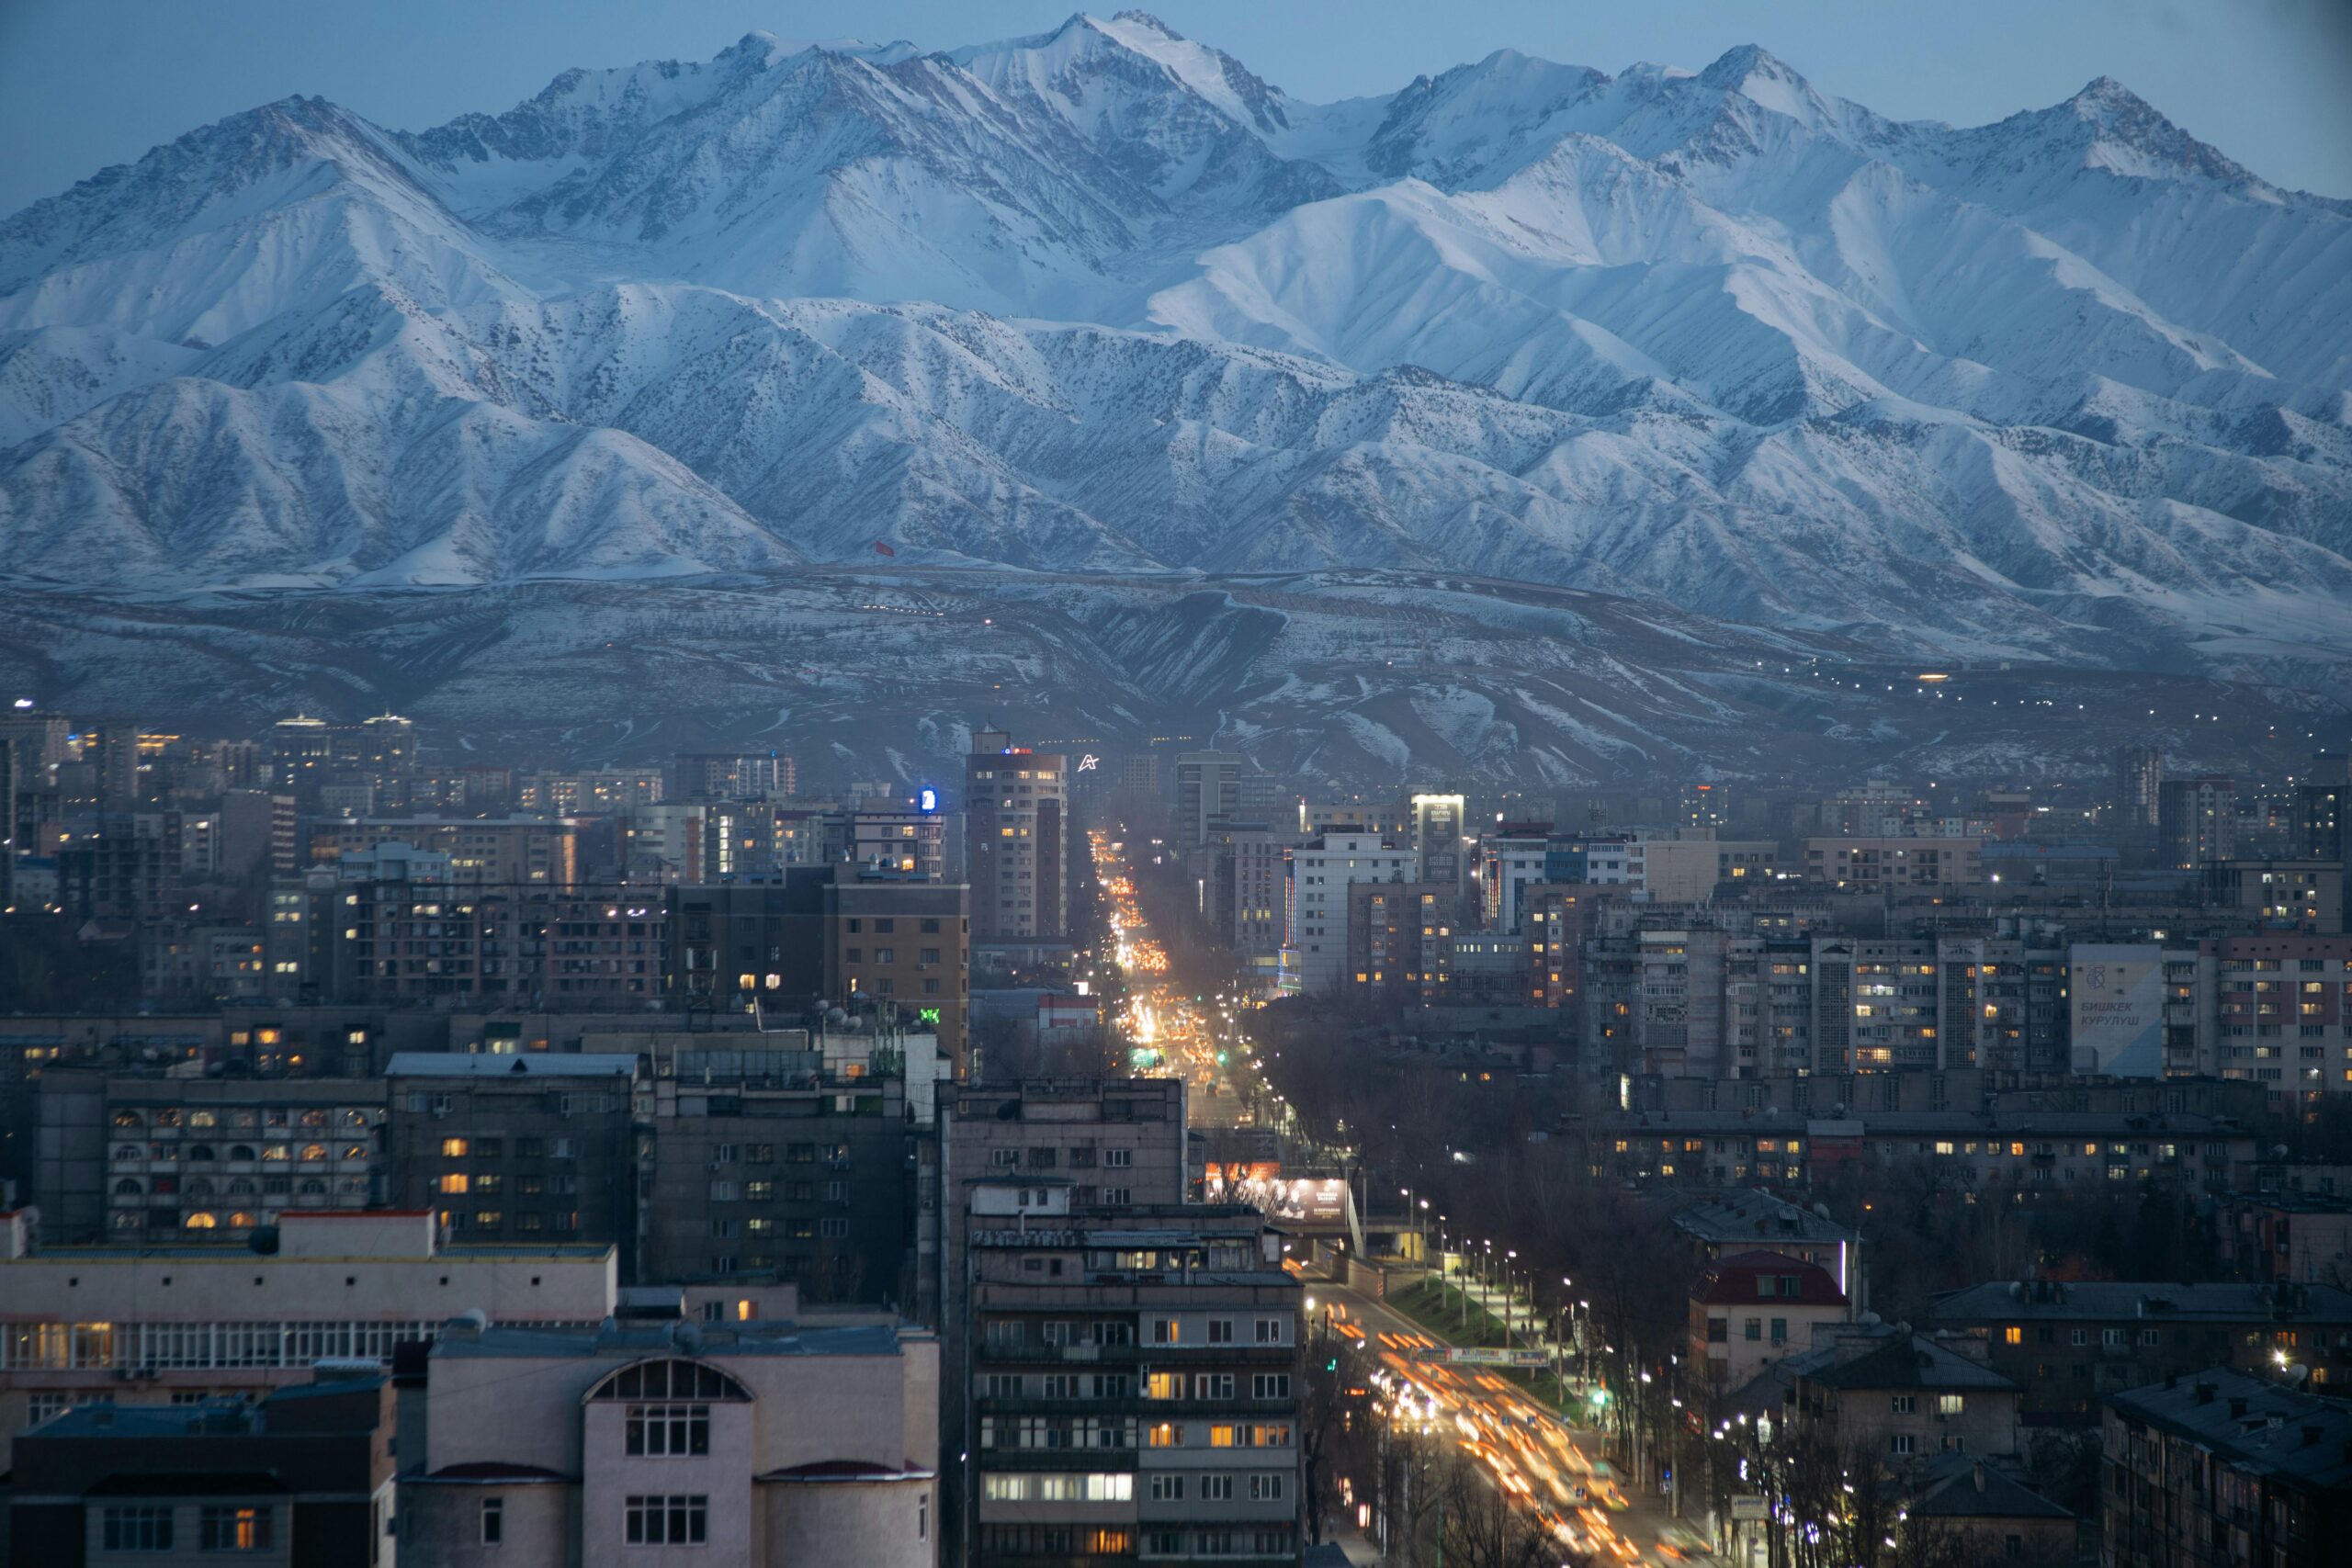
1,10,2346,687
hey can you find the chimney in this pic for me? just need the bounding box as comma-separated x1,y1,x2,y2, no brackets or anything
1972,1461,1987,1494
2228,1396,2248,1419
2194,1382,2215,1404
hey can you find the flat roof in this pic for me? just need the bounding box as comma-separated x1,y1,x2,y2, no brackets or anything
433,1322,910,1360
385,1052,639,1078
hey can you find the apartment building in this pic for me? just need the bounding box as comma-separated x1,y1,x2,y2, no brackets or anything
674,748,796,800
2158,775,2236,868
1342,881,1455,998
826,876,970,1070
1475,826,1552,934
640,1032,918,1305
938,1079,1191,1559
33,1070,390,1246
1802,836,1984,892
1690,1250,1848,1392
1174,750,1241,851
384,1054,642,1266
1932,1279,2352,1421
965,733,1069,943
2203,859,2345,934
2102,1368,2352,1568
967,1205,1303,1566
1628,835,1779,902
310,817,581,885
1285,832,1415,996
1781,1322,2022,1463
1407,793,1465,888
0,1207,615,1467
9,1367,398,1568
1205,822,1289,986
401,1314,937,1568
318,877,666,1005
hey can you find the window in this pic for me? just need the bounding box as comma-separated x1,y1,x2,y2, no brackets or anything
1201,1474,1236,1501
440,1137,469,1156
1770,1318,1787,1345
103,1506,175,1551
626,1404,711,1456
198,1506,274,1551
1146,1372,1182,1400
1252,1373,1291,1399
918,1495,928,1543
1151,1474,1186,1500
1250,1473,1286,1501
2002,1325,2023,1345
1193,1373,1236,1400
481,1498,503,1546
1153,1317,1181,1345
1104,1148,1133,1168
986,1374,1023,1398
1148,1421,1184,1447
1937,1394,1964,1416
1254,1317,1286,1345
1708,1317,1728,1343
1890,1433,1916,1455
625,1495,707,1545
1208,1317,1235,1344
1892,1394,1916,1415
1744,1319,1760,1341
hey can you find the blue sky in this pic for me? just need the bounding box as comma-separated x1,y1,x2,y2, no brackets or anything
3,0,2348,216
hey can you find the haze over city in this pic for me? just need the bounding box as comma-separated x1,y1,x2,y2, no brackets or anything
0,3,2347,1566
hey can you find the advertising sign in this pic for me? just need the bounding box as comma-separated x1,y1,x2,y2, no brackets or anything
1730,1496,1769,1522
2069,943,2165,1077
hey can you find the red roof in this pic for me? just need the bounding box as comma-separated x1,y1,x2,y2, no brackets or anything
1692,1249,1847,1308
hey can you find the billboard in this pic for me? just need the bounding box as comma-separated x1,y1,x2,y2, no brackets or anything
2069,943,2165,1076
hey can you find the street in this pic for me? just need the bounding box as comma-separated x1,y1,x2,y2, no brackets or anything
1315,1276,1717,1568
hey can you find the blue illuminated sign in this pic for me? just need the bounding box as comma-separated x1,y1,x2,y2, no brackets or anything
917,786,940,814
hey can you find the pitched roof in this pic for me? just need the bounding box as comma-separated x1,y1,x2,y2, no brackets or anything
2107,1367,2352,1493
1806,1335,2018,1393
1932,1280,2352,1324
1673,1192,1857,1247
1912,1460,2073,1521
1692,1250,1847,1308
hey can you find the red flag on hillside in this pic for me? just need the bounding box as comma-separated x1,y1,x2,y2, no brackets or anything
873,539,897,557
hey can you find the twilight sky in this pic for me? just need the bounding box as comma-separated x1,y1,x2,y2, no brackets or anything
3,0,2348,217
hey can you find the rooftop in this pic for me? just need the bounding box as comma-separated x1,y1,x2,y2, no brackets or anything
1911,1458,2074,1521
385,1052,639,1078
1805,1335,2018,1394
1673,1190,1855,1247
1692,1250,1846,1309
1933,1280,2352,1324
2108,1367,2352,1492
431,1320,913,1360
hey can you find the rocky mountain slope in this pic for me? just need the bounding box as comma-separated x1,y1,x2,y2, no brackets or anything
0,11,2346,775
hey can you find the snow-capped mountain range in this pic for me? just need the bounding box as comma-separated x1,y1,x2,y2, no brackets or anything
1,11,2348,720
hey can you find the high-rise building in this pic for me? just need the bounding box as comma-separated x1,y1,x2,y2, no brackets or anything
2115,745,2165,830
826,875,969,1071
964,732,1068,943
384,1053,641,1271
1285,831,1416,995
267,715,334,798
1173,750,1240,850
1408,792,1466,888
675,748,796,800
936,1078,1193,1562
2159,775,2237,868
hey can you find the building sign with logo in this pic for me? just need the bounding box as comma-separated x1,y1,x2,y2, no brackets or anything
2069,943,2165,1077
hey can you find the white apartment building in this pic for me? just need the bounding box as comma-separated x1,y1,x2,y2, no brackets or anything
0,1208,622,1467
401,1315,938,1568
1285,833,1416,995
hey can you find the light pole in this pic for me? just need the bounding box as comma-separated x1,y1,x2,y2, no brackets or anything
1504,1249,1518,1350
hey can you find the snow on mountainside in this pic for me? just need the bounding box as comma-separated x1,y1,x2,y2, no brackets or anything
0,11,2347,699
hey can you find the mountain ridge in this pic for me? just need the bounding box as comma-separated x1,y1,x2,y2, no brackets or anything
0,11,2346,722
